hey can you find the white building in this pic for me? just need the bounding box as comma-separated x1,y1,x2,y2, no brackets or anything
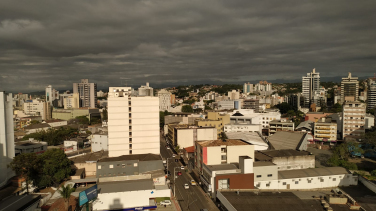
91,132,108,152
45,85,59,105
243,83,253,95
0,92,15,188
302,68,320,107
73,79,97,108
225,131,268,151
254,81,272,92
138,82,153,96
157,89,171,111
230,109,281,129
227,90,240,100
342,101,365,141
174,125,217,149
97,90,105,97
224,123,262,133
23,99,49,120
218,100,235,110
108,87,160,157
63,93,79,109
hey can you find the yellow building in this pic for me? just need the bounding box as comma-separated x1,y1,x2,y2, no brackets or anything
314,117,337,142
195,112,230,137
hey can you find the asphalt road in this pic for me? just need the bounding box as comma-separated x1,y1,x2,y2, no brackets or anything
160,133,218,211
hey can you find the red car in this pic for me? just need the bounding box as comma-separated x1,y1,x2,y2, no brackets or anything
177,171,182,176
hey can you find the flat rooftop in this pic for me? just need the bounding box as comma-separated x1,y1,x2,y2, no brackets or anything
225,132,268,147
0,195,41,211
197,139,249,147
98,153,161,163
206,163,239,171
98,179,154,193
219,191,324,211
255,149,311,161
278,167,350,180
69,151,109,163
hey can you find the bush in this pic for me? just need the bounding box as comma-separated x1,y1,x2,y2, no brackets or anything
371,170,376,177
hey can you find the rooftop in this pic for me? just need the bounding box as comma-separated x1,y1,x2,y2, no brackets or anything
183,146,195,153
219,191,324,211
69,150,108,163
45,119,66,123
98,153,162,163
98,179,154,193
255,149,311,161
278,167,350,179
225,132,268,148
197,139,250,147
0,195,41,211
15,140,47,146
205,163,239,171
23,123,50,130
267,131,306,150
296,120,314,130
253,161,276,167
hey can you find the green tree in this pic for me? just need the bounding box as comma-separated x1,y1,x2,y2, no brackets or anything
327,142,363,170
286,110,296,117
102,109,108,121
30,120,40,125
182,105,193,113
275,102,293,114
371,170,376,177
330,103,342,113
8,153,39,194
33,149,73,188
58,184,76,211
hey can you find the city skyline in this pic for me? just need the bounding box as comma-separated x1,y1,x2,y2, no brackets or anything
0,1,375,92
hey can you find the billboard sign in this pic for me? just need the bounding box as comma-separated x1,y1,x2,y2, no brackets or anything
79,184,98,206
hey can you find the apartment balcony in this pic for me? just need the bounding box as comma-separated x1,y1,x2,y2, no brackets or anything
316,134,331,138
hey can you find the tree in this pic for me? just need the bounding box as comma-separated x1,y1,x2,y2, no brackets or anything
30,120,40,125
102,109,108,121
327,142,363,170
330,103,342,113
8,153,39,194
33,149,73,188
182,105,193,113
274,102,293,114
75,116,89,125
286,110,295,117
58,184,76,211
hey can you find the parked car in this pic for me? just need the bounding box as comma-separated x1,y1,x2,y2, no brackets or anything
160,200,172,206
167,146,170,149
172,154,176,157
190,180,196,186
181,166,185,170
184,184,189,189
177,171,182,176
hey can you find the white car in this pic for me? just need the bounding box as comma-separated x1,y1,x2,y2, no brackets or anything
160,200,172,206
190,180,197,186
184,184,189,189
172,154,176,157
167,146,170,149
181,166,185,170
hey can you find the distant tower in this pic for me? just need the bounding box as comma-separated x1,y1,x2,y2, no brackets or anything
302,68,320,108
340,72,359,104
73,79,97,108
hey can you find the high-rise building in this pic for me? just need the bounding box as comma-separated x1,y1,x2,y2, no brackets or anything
63,93,80,109
367,79,376,111
228,90,240,100
243,83,253,94
302,68,320,107
158,89,171,111
45,85,59,105
342,101,365,140
0,92,15,188
138,82,153,96
340,72,359,104
107,87,159,157
23,99,51,120
73,79,97,108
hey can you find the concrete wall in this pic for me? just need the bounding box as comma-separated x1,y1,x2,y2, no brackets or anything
216,173,254,191
227,145,254,164
197,128,217,141
205,146,221,165
72,162,97,176
255,173,358,190
91,134,108,152
272,155,315,171
177,129,193,149
253,165,278,182
93,188,170,211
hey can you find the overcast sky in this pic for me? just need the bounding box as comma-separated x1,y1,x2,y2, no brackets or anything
0,0,375,92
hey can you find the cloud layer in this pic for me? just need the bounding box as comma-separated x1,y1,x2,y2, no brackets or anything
0,0,375,92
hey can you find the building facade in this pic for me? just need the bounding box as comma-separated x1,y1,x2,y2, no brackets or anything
107,87,159,157
45,85,59,105
302,68,320,108
157,89,171,111
313,117,337,142
73,79,97,108
63,93,79,109
0,92,15,188
243,83,253,95
342,101,365,141
243,99,259,112
268,119,295,136
138,82,153,96
367,79,376,111
341,72,359,104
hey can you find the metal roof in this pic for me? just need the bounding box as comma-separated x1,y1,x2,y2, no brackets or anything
267,131,306,150
278,167,350,179
98,153,162,163
296,120,314,130
98,179,154,193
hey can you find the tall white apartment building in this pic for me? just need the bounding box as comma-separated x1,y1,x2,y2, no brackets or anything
342,101,365,141
227,90,240,100
0,92,15,188
254,81,272,92
63,93,80,109
45,85,59,105
302,68,320,107
108,87,160,157
158,89,171,111
243,83,253,94
341,72,359,104
138,82,154,96
367,79,376,111
73,79,97,108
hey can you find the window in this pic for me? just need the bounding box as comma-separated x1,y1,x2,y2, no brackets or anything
333,178,336,181
109,165,114,169
320,179,324,182
108,173,111,176
257,175,262,178
295,181,298,184
308,180,311,183
266,183,270,187
283,182,286,185
134,163,138,167
117,164,120,167
221,155,227,160
267,174,272,177
98,165,101,169
122,164,125,168
127,163,132,166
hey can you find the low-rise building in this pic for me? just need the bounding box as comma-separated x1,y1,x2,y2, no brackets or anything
217,100,235,110
255,149,315,171
196,112,230,136
225,132,268,151
166,124,216,148
52,107,101,121
267,131,308,151
313,117,337,143
224,123,262,133
268,118,295,136
23,123,51,134
243,99,259,112
230,109,281,129
91,132,108,152
45,119,68,128
15,139,48,156
69,151,109,176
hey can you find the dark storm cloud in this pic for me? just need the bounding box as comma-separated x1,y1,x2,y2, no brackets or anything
0,0,375,92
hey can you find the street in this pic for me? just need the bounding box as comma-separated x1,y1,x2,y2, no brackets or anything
160,133,218,211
